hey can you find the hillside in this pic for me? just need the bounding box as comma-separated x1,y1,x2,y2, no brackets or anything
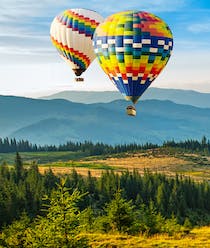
0,96,90,139
1,95,210,144
36,151,210,181
1,144,210,181
1,149,210,247
40,88,210,108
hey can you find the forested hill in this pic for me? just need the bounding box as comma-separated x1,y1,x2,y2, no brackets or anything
0,152,210,247
41,88,210,108
1,95,210,145
0,136,209,154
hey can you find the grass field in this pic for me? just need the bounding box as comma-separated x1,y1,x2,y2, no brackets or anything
1,149,210,180
80,226,210,247
38,151,210,180
0,151,87,164
81,152,210,180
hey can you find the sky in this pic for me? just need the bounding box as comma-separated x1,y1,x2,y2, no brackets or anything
0,0,210,97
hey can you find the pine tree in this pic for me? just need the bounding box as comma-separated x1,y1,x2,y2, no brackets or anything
201,136,207,147
105,190,135,233
156,182,167,215
24,179,88,247
14,152,24,182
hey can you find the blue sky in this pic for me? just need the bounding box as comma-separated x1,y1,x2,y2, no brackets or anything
0,0,210,96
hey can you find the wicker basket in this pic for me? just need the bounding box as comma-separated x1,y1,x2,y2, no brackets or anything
126,106,136,116
75,77,84,82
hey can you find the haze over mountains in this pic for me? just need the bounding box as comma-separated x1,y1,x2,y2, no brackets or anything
41,87,210,108
1,88,210,145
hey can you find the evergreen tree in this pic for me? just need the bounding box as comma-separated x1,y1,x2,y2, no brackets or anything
0,212,30,248
14,152,24,182
156,182,167,215
24,180,88,247
104,190,135,233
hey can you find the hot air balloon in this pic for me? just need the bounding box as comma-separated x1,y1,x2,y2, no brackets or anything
50,8,104,81
93,11,173,115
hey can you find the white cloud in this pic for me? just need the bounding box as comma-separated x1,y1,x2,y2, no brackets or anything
0,48,58,65
0,33,49,46
108,0,188,13
154,50,210,92
0,0,189,21
175,39,210,50
1,49,210,97
0,60,115,97
188,22,210,33
0,0,190,59
72,0,190,15
0,33,54,61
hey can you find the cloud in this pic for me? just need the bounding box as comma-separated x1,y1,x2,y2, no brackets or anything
0,0,192,35
0,0,205,76
103,0,189,13
0,0,189,21
0,33,54,60
188,22,210,33
68,0,190,15
154,49,210,93
175,39,210,50
0,0,68,35
0,0,191,37
0,33,49,46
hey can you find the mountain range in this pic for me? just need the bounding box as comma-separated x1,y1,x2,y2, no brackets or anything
41,88,210,108
1,93,210,145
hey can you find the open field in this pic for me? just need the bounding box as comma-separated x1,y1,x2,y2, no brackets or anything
80,226,210,247
0,151,87,164
80,152,210,180
1,149,210,180
38,154,189,177
39,151,210,180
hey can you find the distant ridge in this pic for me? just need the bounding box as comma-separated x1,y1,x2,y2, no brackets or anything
40,88,210,108
40,91,121,104
1,95,210,145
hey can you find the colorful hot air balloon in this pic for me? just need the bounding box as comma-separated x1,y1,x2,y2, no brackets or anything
93,11,173,115
50,8,104,81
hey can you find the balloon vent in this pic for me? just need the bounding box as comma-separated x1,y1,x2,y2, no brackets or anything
75,77,84,82
126,106,136,116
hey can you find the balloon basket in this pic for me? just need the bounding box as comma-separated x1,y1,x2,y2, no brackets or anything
75,77,84,82
126,105,136,116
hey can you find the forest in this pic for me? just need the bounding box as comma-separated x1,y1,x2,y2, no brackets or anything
0,136,210,155
0,152,210,247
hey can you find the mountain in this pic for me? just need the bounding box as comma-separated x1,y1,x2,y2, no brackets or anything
1,95,210,145
0,96,90,138
40,88,210,108
40,91,122,104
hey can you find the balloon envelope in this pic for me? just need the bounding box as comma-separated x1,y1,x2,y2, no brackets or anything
50,9,104,76
93,11,173,103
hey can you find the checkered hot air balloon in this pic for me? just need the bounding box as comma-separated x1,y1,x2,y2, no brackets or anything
93,11,173,116
50,9,104,81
